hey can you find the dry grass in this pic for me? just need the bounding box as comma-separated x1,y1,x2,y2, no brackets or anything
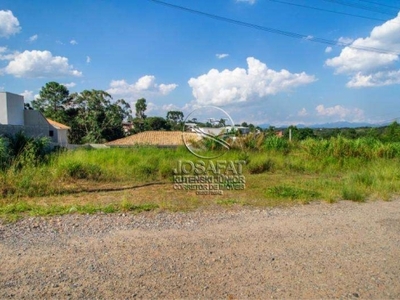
106,131,200,147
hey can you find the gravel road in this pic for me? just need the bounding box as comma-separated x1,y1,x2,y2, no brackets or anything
1,199,399,299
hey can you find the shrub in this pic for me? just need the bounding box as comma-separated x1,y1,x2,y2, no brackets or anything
0,137,10,170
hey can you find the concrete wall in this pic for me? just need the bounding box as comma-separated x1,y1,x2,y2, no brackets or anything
0,124,50,138
0,92,24,125
53,129,69,147
24,110,50,126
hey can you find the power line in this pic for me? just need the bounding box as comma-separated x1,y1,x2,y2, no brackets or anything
322,0,396,16
356,0,400,11
267,0,389,22
148,0,400,55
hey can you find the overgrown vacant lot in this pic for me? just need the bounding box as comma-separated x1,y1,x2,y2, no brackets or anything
1,135,400,298
1,135,400,221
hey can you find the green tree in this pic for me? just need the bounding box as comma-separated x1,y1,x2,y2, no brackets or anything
144,117,171,131
32,82,70,123
284,125,299,141
69,90,131,143
342,128,358,139
135,98,147,120
266,126,276,136
166,111,184,130
382,121,400,142
298,128,316,140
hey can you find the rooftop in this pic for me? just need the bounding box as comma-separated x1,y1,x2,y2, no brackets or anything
106,131,200,147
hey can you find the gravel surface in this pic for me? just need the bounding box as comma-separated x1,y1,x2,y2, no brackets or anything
1,199,400,299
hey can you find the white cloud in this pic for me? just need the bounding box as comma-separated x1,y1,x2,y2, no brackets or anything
159,83,177,95
106,75,178,100
216,53,229,59
347,70,400,87
316,104,364,120
337,37,354,45
188,57,316,106
325,46,332,53
28,34,38,42
70,40,78,45
0,10,21,38
86,56,91,63
2,50,82,78
326,13,400,87
0,47,19,60
143,102,181,116
162,103,180,111
236,0,256,4
62,82,76,88
20,90,33,100
298,108,308,117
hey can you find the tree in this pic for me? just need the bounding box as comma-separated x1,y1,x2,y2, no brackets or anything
32,82,70,123
144,117,171,131
218,118,225,127
382,121,400,142
166,111,184,130
266,126,276,136
284,125,299,141
69,90,131,143
135,98,147,120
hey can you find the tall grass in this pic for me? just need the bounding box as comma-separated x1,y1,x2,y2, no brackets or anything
1,135,400,210
301,137,400,160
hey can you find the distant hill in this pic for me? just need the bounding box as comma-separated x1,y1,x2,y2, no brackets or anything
258,121,389,129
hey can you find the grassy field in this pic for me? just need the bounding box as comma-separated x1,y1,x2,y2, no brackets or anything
1,135,400,221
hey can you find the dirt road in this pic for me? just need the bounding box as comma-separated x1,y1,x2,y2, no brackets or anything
1,199,399,299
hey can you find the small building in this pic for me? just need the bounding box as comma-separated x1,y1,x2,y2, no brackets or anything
47,118,71,147
0,91,70,147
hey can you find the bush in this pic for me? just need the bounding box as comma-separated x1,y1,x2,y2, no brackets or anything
0,132,53,170
0,137,10,170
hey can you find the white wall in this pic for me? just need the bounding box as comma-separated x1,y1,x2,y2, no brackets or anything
55,129,69,147
0,92,24,125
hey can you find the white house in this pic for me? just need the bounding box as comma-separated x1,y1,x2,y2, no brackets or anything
0,91,70,147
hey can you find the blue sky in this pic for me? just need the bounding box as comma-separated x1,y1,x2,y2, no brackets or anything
1,0,400,126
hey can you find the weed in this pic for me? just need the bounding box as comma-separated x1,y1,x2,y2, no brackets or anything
60,161,102,180
266,185,320,200
247,157,275,174
341,186,366,202
216,199,239,205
